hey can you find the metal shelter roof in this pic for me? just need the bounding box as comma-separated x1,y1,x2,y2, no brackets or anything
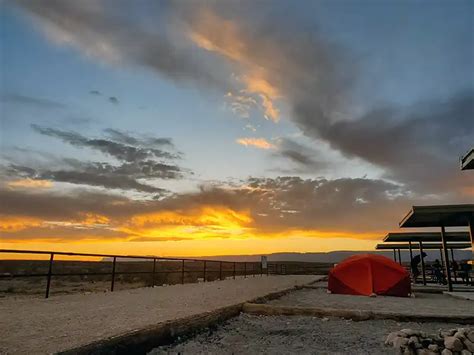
399,204,474,228
376,242,471,250
461,148,474,170
383,231,470,243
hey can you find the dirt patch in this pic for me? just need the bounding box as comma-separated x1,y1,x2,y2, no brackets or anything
149,313,465,354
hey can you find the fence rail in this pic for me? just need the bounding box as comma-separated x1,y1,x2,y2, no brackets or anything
0,249,325,298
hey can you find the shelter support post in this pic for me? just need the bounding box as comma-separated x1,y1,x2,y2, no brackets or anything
450,248,457,282
469,219,474,252
393,249,397,262
440,226,453,292
439,249,444,269
408,241,413,263
419,241,426,285
397,249,402,265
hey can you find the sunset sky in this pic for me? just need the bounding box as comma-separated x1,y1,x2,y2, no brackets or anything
1,0,473,257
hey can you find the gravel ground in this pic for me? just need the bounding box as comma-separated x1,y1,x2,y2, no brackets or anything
0,275,318,354
268,287,474,317
150,313,465,355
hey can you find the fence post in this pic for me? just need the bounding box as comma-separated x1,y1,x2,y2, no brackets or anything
181,259,185,284
151,258,156,287
244,262,247,278
111,256,117,292
203,260,207,282
45,253,54,298
267,263,269,276
219,261,223,280
233,262,236,279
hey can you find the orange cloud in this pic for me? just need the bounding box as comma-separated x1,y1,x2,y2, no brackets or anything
120,206,254,240
8,179,52,189
0,215,44,232
236,137,275,149
188,9,281,121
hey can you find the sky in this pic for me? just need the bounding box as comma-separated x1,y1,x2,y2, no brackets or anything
0,0,473,258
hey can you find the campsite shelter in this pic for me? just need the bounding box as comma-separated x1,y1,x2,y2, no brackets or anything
376,241,471,285
399,204,474,291
328,254,411,297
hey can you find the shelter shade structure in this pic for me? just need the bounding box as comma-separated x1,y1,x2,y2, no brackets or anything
461,148,474,170
376,243,472,250
383,232,470,243
376,242,471,287
399,204,474,292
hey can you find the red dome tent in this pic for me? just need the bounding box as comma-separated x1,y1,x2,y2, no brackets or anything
328,254,411,297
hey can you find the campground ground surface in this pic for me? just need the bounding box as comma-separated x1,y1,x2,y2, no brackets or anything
0,275,316,354
150,313,465,355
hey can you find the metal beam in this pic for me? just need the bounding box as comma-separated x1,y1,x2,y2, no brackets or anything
440,226,453,292
419,241,426,286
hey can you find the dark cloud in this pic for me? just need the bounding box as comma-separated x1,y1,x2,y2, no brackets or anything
31,124,181,162
14,0,230,90
103,128,174,148
3,126,187,194
108,96,119,104
273,138,327,173
1,93,66,110
89,90,101,95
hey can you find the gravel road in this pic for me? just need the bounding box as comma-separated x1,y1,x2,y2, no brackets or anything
0,275,318,354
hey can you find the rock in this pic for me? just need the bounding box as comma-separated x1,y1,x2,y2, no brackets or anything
321,317,329,322
386,331,403,346
393,337,409,349
402,329,421,337
464,338,474,352
444,336,463,352
455,331,467,340
421,338,434,348
408,336,420,345
460,350,472,355
416,350,436,355
441,349,453,355
428,344,439,352
468,331,474,343
441,330,457,338
403,347,416,355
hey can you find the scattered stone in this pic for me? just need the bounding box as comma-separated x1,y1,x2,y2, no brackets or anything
427,344,439,352
464,338,474,352
416,349,436,355
321,317,329,322
402,329,421,337
444,336,463,352
393,336,409,349
441,330,457,338
386,331,403,346
387,327,474,355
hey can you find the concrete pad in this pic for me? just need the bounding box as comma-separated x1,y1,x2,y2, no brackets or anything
0,275,319,354
444,291,474,301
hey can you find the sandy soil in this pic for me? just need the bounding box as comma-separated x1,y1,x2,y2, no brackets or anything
267,287,474,317
150,313,465,355
0,275,317,354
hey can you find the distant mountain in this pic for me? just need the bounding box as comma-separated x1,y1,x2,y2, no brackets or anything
103,250,471,263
